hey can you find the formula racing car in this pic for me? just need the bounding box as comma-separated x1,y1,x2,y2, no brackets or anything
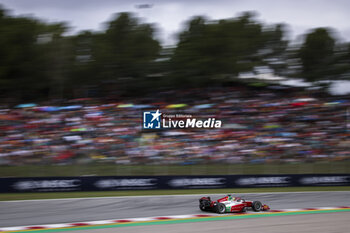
199,194,270,214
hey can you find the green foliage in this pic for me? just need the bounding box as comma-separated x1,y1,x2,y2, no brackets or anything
171,12,287,86
0,8,161,101
66,13,161,96
299,28,335,82
0,5,349,101
0,6,69,101
329,42,350,79
102,13,160,79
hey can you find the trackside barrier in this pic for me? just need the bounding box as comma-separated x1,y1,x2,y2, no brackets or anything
0,174,349,193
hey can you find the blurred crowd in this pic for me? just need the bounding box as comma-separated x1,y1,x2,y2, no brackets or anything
0,86,349,166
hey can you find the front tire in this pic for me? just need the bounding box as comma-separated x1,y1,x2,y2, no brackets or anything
216,203,226,214
199,202,206,211
252,201,262,212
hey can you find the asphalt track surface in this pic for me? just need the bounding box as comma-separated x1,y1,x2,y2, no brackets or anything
1,191,350,228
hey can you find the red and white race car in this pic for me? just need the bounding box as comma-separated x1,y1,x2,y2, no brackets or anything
199,194,270,214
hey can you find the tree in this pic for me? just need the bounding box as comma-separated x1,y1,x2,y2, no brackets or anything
66,30,97,96
328,42,350,80
299,28,335,82
0,14,42,100
259,24,288,76
170,12,287,86
0,6,69,102
102,12,161,80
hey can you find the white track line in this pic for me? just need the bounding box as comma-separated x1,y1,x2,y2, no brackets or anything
1,206,349,232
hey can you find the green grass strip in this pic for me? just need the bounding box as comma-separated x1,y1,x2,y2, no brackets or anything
7,208,350,233
2,186,350,201
1,162,349,177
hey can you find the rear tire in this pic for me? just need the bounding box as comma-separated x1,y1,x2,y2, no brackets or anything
252,201,262,212
216,203,226,214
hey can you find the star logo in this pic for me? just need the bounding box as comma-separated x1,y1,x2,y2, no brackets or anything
143,110,162,129
150,109,162,122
